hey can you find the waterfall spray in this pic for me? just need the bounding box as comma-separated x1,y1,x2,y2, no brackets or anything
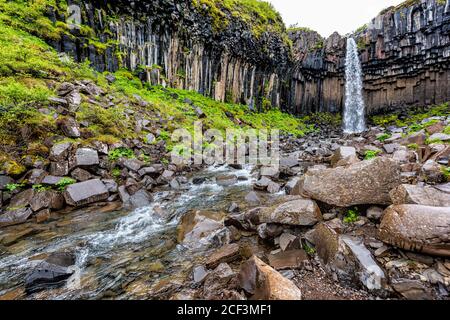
343,38,366,134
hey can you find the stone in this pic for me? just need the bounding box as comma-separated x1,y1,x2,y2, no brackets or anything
9,189,34,208
421,160,445,184
429,133,450,142
390,184,450,207
71,168,93,182
404,131,426,146
314,223,387,292
216,175,237,186
257,223,284,240
0,208,33,228
205,243,241,269
138,166,163,177
260,166,279,179
128,189,153,209
267,181,281,194
49,162,69,176
268,250,309,270
259,199,322,226
30,190,64,212
279,233,300,251
74,148,99,167
378,205,450,257
392,280,433,300
245,191,260,205
36,209,51,223
103,179,118,193
383,143,399,154
24,169,47,185
254,176,271,190
64,179,109,207
177,210,224,244
42,176,65,186
203,263,241,300
118,186,130,204
0,175,14,190
58,117,80,138
330,146,356,167
238,256,302,300
193,266,208,284
285,177,301,195
159,170,174,182
123,159,143,172
228,202,240,213
426,122,445,135
366,206,384,221
25,252,75,294
385,133,402,142
299,157,401,207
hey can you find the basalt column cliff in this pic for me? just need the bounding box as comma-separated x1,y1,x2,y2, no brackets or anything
49,0,450,115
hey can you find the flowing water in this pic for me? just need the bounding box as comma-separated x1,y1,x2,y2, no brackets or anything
343,38,366,134
0,164,277,300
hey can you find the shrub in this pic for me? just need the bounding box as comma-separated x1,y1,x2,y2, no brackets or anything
108,148,135,161
364,150,381,160
343,208,359,224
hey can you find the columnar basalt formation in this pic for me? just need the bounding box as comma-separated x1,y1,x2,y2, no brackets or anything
47,0,450,115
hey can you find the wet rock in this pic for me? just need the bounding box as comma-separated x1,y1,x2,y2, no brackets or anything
127,189,153,209
259,199,322,226
268,250,308,270
392,280,434,300
216,174,237,186
257,223,284,240
49,162,69,176
245,191,261,205
74,148,99,167
193,266,208,284
238,256,302,300
330,146,356,167
0,208,33,228
25,252,75,294
177,210,224,244
193,177,207,185
314,223,387,292
36,209,51,223
366,206,384,221
0,227,35,246
57,117,80,138
299,157,401,207
49,142,72,161
71,168,93,182
64,179,109,207
390,184,450,207
205,243,241,269
378,205,450,257
30,190,64,212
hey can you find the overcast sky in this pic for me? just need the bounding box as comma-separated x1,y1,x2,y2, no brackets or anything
267,0,405,37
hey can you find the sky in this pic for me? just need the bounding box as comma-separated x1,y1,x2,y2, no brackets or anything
267,0,405,37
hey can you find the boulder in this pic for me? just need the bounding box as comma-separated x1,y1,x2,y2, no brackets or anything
404,131,426,146
285,177,301,195
71,168,93,182
203,263,243,300
205,243,241,269
177,210,224,244
58,117,80,138
254,177,271,190
42,176,65,186
49,143,72,162
267,181,281,194
216,175,237,186
299,157,401,207
314,223,387,292
127,189,153,208
260,166,279,179
268,250,308,270
0,208,33,228
259,199,322,226
74,148,99,167
429,133,450,142
63,179,109,207
390,184,450,207
378,205,450,257
22,169,47,185
257,223,284,240
366,206,384,221
238,256,302,300
330,146,356,167
391,279,434,300
30,190,64,212
123,159,143,172
0,175,14,190
421,160,445,184
244,191,261,205
49,162,69,176
383,143,400,154
9,189,35,208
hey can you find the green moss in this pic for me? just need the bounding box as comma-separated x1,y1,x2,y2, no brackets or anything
55,177,76,191
443,167,450,182
407,143,419,150
5,183,26,192
108,148,135,161
377,133,391,142
364,150,381,160
343,208,360,224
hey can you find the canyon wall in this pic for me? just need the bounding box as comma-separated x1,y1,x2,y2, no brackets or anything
48,0,450,115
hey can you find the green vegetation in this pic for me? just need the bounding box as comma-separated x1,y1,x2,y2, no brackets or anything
343,208,360,224
191,0,290,45
355,24,368,34
55,177,76,192
108,148,136,161
303,243,316,256
364,150,381,160
5,183,26,192
407,143,419,150
443,167,450,182
377,133,391,142
32,184,51,192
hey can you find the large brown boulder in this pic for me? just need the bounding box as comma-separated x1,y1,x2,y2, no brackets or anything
390,184,450,207
299,157,401,207
378,205,450,257
238,256,302,300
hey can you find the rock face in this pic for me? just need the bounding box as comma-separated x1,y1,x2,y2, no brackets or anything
238,256,302,300
390,184,450,207
300,158,401,207
64,179,109,207
378,205,450,257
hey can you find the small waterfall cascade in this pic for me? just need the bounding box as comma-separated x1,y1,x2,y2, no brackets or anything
343,38,366,134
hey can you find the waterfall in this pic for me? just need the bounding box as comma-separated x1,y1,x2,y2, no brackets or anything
343,38,366,134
